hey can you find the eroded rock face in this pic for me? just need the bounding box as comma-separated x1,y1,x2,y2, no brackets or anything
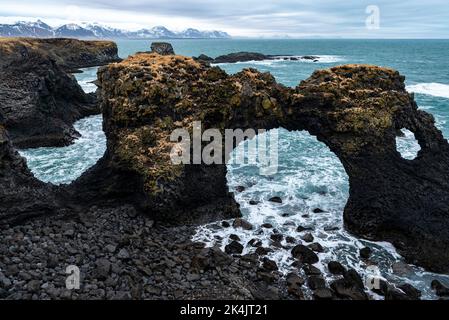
2,49,449,273
0,125,61,225
0,50,97,148
0,38,120,148
0,38,121,71
150,42,175,55
75,54,449,272
291,65,449,273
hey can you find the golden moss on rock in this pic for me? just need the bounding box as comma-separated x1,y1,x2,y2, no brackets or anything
93,53,449,272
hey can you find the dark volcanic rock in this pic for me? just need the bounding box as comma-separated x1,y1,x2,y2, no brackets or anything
291,245,319,264
225,241,244,255
303,264,321,276
0,38,120,71
398,283,421,300
0,126,61,225
269,197,283,204
431,280,449,297
3,50,449,273
150,42,175,55
307,276,326,290
213,52,268,64
0,52,97,148
233,218,253,230
330,268,367,300
313,288,333,300
301,233,314,243
0,38,119,148
262,258,278,271
308,242,324,253
328,261,346,275
194,54,214,62
330,278,368,300
360,247,372,259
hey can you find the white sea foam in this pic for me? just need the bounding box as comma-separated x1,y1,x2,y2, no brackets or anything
193,129,448,300
396,129,421,160
406,83,449,99
19,116,106,185
213,55,344,67
74,67,99,93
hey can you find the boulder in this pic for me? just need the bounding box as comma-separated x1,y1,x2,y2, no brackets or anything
307,276,326,290
268,197,283,204
150,42,175,55
328,261,346,275
225,241,244,255
360,247,372,259
313,288,334,300
291,245,319,264
262,258,278,271
431,280,449,297
233,218,254,230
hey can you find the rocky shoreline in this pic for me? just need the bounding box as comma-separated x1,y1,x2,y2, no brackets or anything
194,51,320,64
1,41,449,300
0,37,120,148
2,206,441,300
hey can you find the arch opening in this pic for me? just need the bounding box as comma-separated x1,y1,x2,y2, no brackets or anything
396,128,421,160
18,115,106,185
18,67,105,185
193,128,443,299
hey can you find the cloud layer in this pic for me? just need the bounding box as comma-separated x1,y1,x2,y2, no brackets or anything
0,0,448,38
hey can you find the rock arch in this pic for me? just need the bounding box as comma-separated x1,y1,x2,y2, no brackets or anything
2,53,449,273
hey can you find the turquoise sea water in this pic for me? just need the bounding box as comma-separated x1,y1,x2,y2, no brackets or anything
20,39,449,299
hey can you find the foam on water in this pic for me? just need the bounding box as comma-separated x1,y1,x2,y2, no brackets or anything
74,67,99,93
19,115,106,185
16,47,449,299
193,129,449,299
396,129,421,160
213,55,344,67
19,67,105,185
407,83,449,99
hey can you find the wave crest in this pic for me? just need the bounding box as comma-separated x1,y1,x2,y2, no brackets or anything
406,83,449,99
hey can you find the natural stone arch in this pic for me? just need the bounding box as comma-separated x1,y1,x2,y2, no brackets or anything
69,55,449,272
2,52,449,273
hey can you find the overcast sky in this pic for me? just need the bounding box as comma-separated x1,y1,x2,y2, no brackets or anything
0,0,448,38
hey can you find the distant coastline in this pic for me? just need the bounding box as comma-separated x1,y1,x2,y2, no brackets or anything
0,19,231,39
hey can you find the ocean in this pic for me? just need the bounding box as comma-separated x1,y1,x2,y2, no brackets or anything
19,39,449,299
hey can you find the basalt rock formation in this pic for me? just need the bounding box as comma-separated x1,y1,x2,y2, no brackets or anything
2,50,449,273
150,42,175,56
0,38,121,72
0,125,62,225
194,52,319,64
72,54,449,273
0,38,120,148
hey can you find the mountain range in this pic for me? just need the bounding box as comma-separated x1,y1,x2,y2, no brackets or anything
0,20,231,39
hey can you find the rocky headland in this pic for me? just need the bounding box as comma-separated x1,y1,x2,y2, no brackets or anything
1,41,449,300
194,51,320,64
0,38,121,148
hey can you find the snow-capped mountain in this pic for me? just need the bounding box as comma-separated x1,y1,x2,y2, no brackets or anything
0,20,231,39
0,20,55,37
81,23,127,39
55,23,96,38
